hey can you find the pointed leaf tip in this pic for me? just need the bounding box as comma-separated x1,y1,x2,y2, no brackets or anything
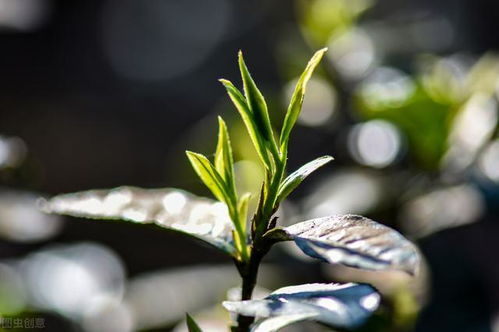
237,49,277,154
277,155,334,203
214,116,235,192
280,48,328,152
186,313,203,332
220,68,273,169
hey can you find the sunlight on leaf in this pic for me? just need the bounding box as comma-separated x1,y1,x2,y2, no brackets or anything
215,117,235,188
280,48,328,153
220,79,272,169
277,155,333,203
282,214,420,274
39,187,235,255
238,192,252,231
238,51,277,153
251,313,316,332
223,283,380,331
186,151,227,203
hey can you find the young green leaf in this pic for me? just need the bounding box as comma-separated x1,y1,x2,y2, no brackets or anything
237,192,252,231
186,151,228,203
280,48,328,154
186,313,203,332
39,187,237,255
276,155,333,203
215,117,235,190
219,79,273,169
238,51,278,156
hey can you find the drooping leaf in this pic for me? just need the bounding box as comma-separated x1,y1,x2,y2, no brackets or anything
223,283,380,331
186,151,228,203
280,48,328,153
238,51,278,154
215,117,235,189
186,313,203,332
281,215,420,275
219,79,272,169
276,155,333,203
39,187,236,254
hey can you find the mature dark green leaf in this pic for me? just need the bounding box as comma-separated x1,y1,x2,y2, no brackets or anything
283,215,420,274
219,79,272,169
223,283,380,331
39,187,236,254
238,51,277,153
186,313,203,332
277,155,333,203
186,151,227,203
280,48,327,153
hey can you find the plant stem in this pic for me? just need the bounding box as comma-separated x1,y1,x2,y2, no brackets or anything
233,157,285,331
234,247,265,332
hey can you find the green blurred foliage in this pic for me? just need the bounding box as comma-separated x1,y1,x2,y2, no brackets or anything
297,0,373,46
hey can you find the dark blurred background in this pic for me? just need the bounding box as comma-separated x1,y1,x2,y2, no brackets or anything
0,0,498,331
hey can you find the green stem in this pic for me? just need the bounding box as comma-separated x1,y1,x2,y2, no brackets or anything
233,151,287,331
254,162,286,239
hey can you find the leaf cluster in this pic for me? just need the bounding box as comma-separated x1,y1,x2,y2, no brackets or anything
188,48,331,262
42,49,420,332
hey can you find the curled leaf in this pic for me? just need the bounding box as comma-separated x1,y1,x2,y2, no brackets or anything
39,187,236,255
223,283,380,331
238,192,252,230
283,215,420,275
277,155,333,203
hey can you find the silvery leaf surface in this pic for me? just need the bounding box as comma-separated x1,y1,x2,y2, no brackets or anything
223,283,380,331
40,186,235,254
251,314,316,332
284,214,419,275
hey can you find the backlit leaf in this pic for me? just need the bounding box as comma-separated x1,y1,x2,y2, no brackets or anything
219,79,272,169
238,51,277,154
39,187,235,254
215,117,235,189
283,214,420,275
277,155,333,203
186,151,227,203
238,192,251,232
280,48,328,153
223,282,380,331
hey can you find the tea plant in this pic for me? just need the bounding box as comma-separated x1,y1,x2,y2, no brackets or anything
41,49,419,332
